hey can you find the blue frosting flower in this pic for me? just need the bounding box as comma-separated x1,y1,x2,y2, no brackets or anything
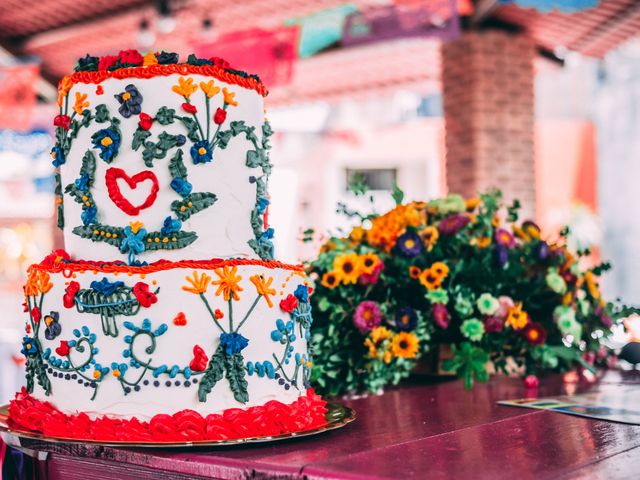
156,51,179,64
114,84,143,118
160,216,181,236
219,332,249,356
395,306,418,331
396,231,423,257
81,206,97,226
90,278,125,295
91,128,121,163
190,140,213,164
175,134,186,147
120,225,146,257
44,311,62,340
257,196,269,214
21,336,38,357
270,319,295,344
75,173,90,192
170,178,192,196
50,146,65,167
294,284,309,303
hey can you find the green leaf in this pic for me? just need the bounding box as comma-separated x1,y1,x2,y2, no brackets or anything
80,150,97,184
168,149,187,181
179,117,201,143
95,104,110,123
132,129,152,151
198,346,225,402
225,352,249,403
73,225,123,248
391,183,405,205
171,192,217,221
246,149,260,168
216,130,233,149
142,230,198,250
156,106,176,125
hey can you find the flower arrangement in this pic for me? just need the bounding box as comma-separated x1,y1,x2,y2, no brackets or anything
308,190,635,395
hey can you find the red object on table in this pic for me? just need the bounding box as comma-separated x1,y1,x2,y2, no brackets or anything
5,370,640,479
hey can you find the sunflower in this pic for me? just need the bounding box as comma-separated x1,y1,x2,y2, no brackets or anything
350,226,365,243
475,236,492,248
430,262,449,280
408,266,421,279
333,253,361,284
419,268,441,290
212,266,243,301
321,271,340,289
360,253,380,275
364,326,393,359
390,331,419,359
421,226,439,250
465,197,481,211
505,303,529,330
249,274,276,307
182,271,211,295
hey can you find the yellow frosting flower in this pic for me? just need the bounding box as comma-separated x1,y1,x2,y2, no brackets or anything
73,91,89,115
212,265,243,301
143,52,158,66
182,271,211,295
172,77,198,98
249,274,276,307
222,87,238,106
390,331,419,359
129,221,144,234
57,76,73,108
200,80,220,98
24,270,53,296
333,253,361,285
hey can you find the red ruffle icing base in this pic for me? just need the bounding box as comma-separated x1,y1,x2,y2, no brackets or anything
8,388,328,442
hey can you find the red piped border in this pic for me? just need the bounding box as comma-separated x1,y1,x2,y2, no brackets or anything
8,388,327,442
31,256,305,276
65,64,268,97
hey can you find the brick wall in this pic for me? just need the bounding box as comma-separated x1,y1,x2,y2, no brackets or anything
441,30,536,217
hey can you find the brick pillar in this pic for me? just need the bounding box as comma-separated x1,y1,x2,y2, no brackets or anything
442,30,536,216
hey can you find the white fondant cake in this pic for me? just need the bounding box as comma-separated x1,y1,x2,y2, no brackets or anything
11,52,324,441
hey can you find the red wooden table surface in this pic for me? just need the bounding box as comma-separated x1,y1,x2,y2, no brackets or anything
4,370,640,479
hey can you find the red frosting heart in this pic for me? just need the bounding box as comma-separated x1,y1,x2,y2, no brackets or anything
105,167,159,216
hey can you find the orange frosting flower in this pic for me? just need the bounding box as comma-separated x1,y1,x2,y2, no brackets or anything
249,274,276,308
212,265,243,301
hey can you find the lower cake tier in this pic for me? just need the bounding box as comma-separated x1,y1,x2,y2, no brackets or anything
12,253,324,439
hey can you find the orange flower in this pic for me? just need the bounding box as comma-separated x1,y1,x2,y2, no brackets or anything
505,303,529,330
333,253,361,285
200,80,220,98
182,271,211,294
421,226,439,250
430,262,449,279
419,268,441,290
465,197,481,211
73,91,89,115
24,270,53,296
222,87,238,106
143,52,158,66
360,253,380,275
584,271,600,300
390,331,419,359
172,77,198,98
57,76,73,108
321,271,340,289
250,274,276,307
212,266,243,301
409,266,421,279
364,326,393,359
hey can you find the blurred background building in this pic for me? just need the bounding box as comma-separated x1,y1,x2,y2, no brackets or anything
0,0,639,400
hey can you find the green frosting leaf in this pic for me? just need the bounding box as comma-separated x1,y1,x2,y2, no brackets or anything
225,352,249,403
132,129,152,151
155,107,176,125
168,149,187,181
171,192,217,221
198,345,225,402
95,104,111,123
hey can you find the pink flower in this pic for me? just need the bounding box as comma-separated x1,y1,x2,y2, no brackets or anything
432,304,449,329
359,261,384,286
524,374,539,389
438,214,470,236
495,228,515,249
484,315,504,333
353,301,382,333
495,295,514,319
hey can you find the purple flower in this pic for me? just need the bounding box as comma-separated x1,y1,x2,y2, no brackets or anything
438,214,470,236
114,84,143,118
494,228,516,249
353,301,383,334
484,315,504,333
432,304,449,329
396,231,422,257
534,241,550,261
493,245,509,268
395,306,417,331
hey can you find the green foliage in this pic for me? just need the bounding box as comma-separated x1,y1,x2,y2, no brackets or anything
391,183,405,206
95,104,111,123
171,192,217,221
168,149,187,181
155,107,176,125
198,345,225,402
442,343,489,390
225,352,249,403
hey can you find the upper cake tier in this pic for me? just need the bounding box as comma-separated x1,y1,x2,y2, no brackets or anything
52,51,274,264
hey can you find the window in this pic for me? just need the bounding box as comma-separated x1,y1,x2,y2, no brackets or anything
345,168,397,192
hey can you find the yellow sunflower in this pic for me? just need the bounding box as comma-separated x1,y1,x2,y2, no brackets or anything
421,226,439,250
333,253,361,284
249,274,276,307
505,303,529,330
390,331,419,359
364,326,393,359
360,253,380,275
430,262,449,280
321,271,341,289
212,265,243,301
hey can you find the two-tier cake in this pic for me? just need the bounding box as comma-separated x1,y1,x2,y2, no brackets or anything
9,50,326,441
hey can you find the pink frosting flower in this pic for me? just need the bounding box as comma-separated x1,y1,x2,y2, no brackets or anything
353,301,383,333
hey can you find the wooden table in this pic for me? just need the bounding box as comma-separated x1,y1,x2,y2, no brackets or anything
3,370,640,479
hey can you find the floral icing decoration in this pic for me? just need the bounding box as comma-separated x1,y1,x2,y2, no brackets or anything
43,312,61,340
91,128,121,163
114,84,143,118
